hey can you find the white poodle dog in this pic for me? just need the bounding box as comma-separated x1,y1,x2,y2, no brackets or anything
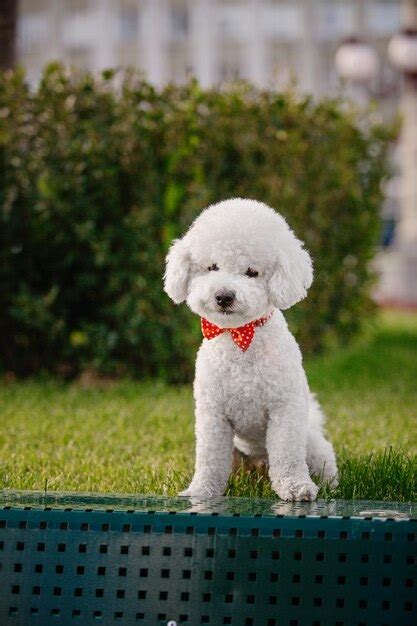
164,198,337,501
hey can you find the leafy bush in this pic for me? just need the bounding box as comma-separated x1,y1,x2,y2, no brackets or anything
0,65,394,381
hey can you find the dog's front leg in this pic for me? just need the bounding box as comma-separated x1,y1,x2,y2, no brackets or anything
180,404,233,498
266,401,319,502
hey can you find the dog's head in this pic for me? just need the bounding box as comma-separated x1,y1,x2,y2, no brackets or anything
164,198,312,327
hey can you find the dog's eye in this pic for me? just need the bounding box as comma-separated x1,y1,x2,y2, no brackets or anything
245,267,258,278
208,263,219,271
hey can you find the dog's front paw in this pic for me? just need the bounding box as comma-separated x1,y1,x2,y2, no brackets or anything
178,485,218,499
274,478,319,502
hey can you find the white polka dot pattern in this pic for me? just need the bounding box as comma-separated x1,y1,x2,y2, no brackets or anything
201,312,274,352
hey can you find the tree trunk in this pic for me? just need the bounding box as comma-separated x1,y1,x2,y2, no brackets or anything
0,0,18,71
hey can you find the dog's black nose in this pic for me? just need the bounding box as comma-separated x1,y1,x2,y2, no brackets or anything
215,290,236,308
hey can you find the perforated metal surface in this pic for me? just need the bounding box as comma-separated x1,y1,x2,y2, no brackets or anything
0,492,416,626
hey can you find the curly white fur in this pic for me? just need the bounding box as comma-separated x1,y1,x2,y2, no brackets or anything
164,198,338,501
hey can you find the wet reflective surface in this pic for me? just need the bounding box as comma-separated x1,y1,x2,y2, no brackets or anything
1,490,415,519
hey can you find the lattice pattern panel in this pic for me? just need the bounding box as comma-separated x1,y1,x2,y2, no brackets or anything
0,492,416,626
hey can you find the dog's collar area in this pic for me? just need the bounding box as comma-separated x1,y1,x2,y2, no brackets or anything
201,311,274,352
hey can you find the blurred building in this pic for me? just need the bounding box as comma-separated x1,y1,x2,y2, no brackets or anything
18,0,400,97
16,0,416,306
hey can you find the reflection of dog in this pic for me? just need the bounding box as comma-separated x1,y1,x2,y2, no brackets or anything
164,198,337,501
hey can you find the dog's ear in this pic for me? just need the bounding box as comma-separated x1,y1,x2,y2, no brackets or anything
164,237,191,304
268,234,313,310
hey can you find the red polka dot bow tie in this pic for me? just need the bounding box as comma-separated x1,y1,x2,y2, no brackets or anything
201,312,274,352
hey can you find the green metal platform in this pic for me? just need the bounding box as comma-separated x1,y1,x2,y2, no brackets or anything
0,491,415,626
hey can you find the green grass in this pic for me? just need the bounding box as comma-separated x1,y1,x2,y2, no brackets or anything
0,311,416,501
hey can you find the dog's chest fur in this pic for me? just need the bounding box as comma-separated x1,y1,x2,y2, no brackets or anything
194,311,304,438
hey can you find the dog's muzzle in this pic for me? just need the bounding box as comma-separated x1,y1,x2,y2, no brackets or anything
215,289,236,309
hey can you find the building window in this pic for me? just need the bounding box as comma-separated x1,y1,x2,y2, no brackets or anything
219,54,242,82
120,6,139,42
18,13,49,54
171,4,188,40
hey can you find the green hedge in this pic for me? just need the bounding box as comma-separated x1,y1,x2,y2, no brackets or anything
0,65,394,381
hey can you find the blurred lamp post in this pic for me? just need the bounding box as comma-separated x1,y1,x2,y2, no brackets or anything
335,37,380,84
388,20,417,248
335,1,417,305
387,0,417,304
335,37,379,104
